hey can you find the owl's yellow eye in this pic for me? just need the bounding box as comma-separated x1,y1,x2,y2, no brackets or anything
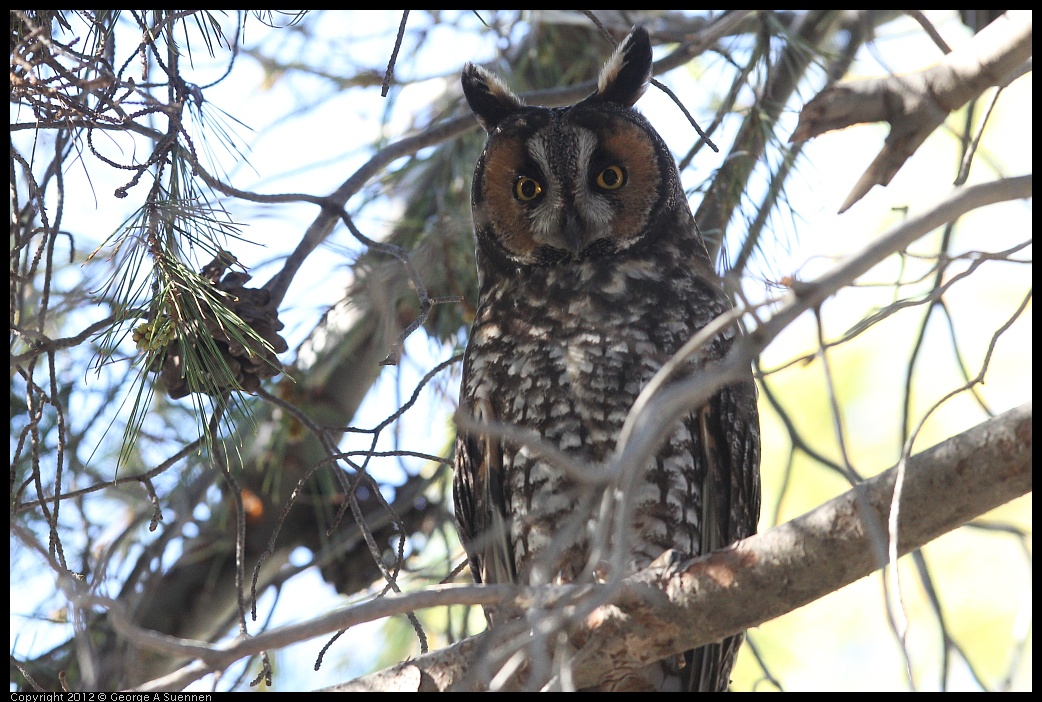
514,176,543,202
595,165,626,190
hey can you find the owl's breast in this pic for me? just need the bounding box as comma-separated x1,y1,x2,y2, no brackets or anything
461,252,736,583
464,279,641,579
466,255,726,449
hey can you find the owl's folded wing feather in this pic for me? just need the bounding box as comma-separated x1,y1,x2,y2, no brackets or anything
453,399,516,590
683,380,760,691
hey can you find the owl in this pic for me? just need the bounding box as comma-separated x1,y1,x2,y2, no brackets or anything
453,27,760,692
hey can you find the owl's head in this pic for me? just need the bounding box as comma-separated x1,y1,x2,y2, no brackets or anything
462,27,689,269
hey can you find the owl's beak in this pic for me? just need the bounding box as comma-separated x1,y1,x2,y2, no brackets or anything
561,210,584,256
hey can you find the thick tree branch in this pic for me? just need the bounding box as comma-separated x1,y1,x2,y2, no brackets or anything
321,402,1031,691
695,9,847,259
126,401,1029,691
791,10,1032,212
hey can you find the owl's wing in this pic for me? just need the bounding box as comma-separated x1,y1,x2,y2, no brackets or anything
691,379,760,556
684,379,761,691
453,399,517,588
718,378,761,543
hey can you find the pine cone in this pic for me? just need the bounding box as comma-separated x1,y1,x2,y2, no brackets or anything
155,254,288,399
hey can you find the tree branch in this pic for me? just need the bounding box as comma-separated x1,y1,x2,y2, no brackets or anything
615,175,1031,499
324,402,1030,691
791,10,1032,212
109,399,1021,691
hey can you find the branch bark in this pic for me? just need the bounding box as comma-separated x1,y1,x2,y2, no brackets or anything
321,402,1031,691
791,10,1032,212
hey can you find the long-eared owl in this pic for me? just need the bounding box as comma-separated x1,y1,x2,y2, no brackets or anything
453,27,760,691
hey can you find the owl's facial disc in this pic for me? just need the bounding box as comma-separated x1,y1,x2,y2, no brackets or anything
475,111,664,266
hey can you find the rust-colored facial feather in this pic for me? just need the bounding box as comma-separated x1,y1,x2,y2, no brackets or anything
476,113,664,264
593,118,663,243
475,134,539,259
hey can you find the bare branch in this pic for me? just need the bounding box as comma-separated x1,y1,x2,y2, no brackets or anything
325,402,1030,691
791,10,1032,212
615,176,1031,497
113,397,1029,692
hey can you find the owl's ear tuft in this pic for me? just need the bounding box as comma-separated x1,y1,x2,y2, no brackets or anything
592,26,653,108
462,63,526,132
